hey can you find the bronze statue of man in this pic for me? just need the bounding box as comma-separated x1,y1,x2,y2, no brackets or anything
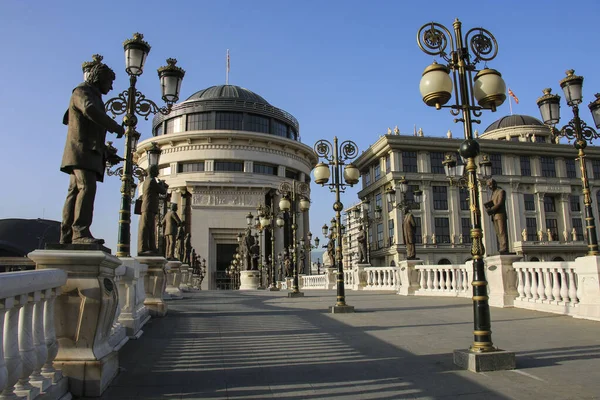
241,228,255,270
402,206,417,260
162,203,181,260
356,224,368,264
183,233,192,264
137,165,168,255
60,63,125,245
175,225,186,261
485,179,509,254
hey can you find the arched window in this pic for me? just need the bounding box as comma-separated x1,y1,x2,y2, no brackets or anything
552,256,565,261
438,258,451,265
390,260,396,267
529,257,540,262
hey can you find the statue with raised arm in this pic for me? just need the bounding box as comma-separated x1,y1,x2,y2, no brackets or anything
60,63,125,245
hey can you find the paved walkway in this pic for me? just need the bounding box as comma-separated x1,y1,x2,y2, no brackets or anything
95,290,600,399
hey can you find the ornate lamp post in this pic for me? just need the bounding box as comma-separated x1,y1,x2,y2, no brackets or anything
537,70,600,256
257,202,283,290
278,181,310,298
385,176,423,210
417,19,514,369
300,232,320,274
313,137,360,313
106,33,185,257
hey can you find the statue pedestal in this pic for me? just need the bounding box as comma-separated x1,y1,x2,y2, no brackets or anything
28,249,122,397
117,258,150,339
325,267,337,290
138,256,168,317
239,270,260,290
484,254,522,307
165,261,183,299
179,264,191,292
398,259,424,295
354,263,370,290
574,256,600,321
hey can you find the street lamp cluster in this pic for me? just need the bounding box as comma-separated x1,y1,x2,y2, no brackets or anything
313,137,360,313
417,19,514,368
536,70,600,256
104,33,185,258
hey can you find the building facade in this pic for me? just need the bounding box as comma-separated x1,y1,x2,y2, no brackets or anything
136,85,317,289
350,115,595,266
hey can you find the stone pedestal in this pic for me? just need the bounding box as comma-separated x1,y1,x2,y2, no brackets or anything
117,258,150,339
325,267,337,290
138,256,169,317
108,264,129,351
165,261,183,299
354,263,370,290
240,270,260,290
484,254,522,307
574,255,600,321
28,249,123,397
453,349,516,372
179,264,191,292
398,259,424,295
329,305,355,313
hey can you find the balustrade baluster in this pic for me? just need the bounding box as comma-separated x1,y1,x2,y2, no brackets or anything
0,301,9,394
2,297,23,398
16,293,38,397
551,269,561,302
544,269,552,301
537,268,546,300
439,269,446,291
42,288,60,381
524,268,532,299
426,269,433,290
516,269,525,299
568,269,578,304
29,291,49,390
559,269,569,303
432,270,439,291
462,269,469,292
419,270,426,290
530,268,539,300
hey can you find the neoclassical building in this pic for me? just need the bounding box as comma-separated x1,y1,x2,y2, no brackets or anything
349,114,598,266
136,85,317,289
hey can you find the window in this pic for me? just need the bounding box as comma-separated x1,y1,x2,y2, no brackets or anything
377,223,384,249
214,161,244,172
178,162,205,173
253,163,277,175
546,218,558,241
434,217,450,243
543,195,556,213
592,160,600,178
368,228,373,250
572,218,584,241
566,158,577,178
432,186,448,210
406,185,421,210
245,114,269,133
375,193,382,210
388,219,394,246
165,116,184,134
526,218,538,241
363,171,371,186
385,154,391,173
402,151,418,173
285,169,299,180
540,157,556,177
374,163,381,181
272,120,287,137
215,112,243,130
154,123,163,136
524,194,535,211
570,195,581,212
461,218,471,244
490,153,502,176
535,136,546,143
520,156,531,176
414,217,422,244
459,188,469,211
187,112,212,131
430,152,445,174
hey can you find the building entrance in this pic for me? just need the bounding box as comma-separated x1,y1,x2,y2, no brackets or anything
216,243,238,290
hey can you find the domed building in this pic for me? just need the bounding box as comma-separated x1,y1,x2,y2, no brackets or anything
349,113,600,266
136,85,317,289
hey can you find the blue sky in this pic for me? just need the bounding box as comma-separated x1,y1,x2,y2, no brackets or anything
2,0,600,254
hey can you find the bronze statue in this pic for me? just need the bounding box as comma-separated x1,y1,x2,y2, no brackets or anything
241,228,256,270
250,240,260,270
326,235,335,268
162,203,181,260
283,248,292,277
485,179,509,254
183,233,192,264
137,165,168,255
402,206,417,260
60,63,125,245
356,224,368,264
175,225,186,261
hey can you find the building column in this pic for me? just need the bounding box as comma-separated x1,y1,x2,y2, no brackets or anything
536,192,547,239
420,181,432,243
559,193,570,241
480,182,495,255
448,185,460,245
507,182,522,250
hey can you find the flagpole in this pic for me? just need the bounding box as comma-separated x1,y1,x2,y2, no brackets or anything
226,49,230,85
509,93,513,115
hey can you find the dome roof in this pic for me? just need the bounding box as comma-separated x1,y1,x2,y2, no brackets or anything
186,85,270,105
0,218,60,257
484,114,544,132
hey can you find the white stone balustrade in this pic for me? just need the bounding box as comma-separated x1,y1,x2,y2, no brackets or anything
301,274,328,289
363,266,399,291
117,258,150,339
397,259,423,295
344,269,355,288
414,264,471,298
165,261,183,299
0,268,69,400
138,256,169,317
513,261,579,315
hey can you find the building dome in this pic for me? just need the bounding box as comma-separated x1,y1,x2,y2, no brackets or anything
484,114,544,133
0,218,60,257
186,85,270,105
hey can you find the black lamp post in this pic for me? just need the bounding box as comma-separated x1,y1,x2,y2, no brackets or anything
537,70,600,256
313,137,360,313
105,33,185,257
417,19,514,369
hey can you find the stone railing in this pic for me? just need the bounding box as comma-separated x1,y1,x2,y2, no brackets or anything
301,274,328,289
414,264,471,298
0,269,69,399
512,261,579,315
363,266,399,290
